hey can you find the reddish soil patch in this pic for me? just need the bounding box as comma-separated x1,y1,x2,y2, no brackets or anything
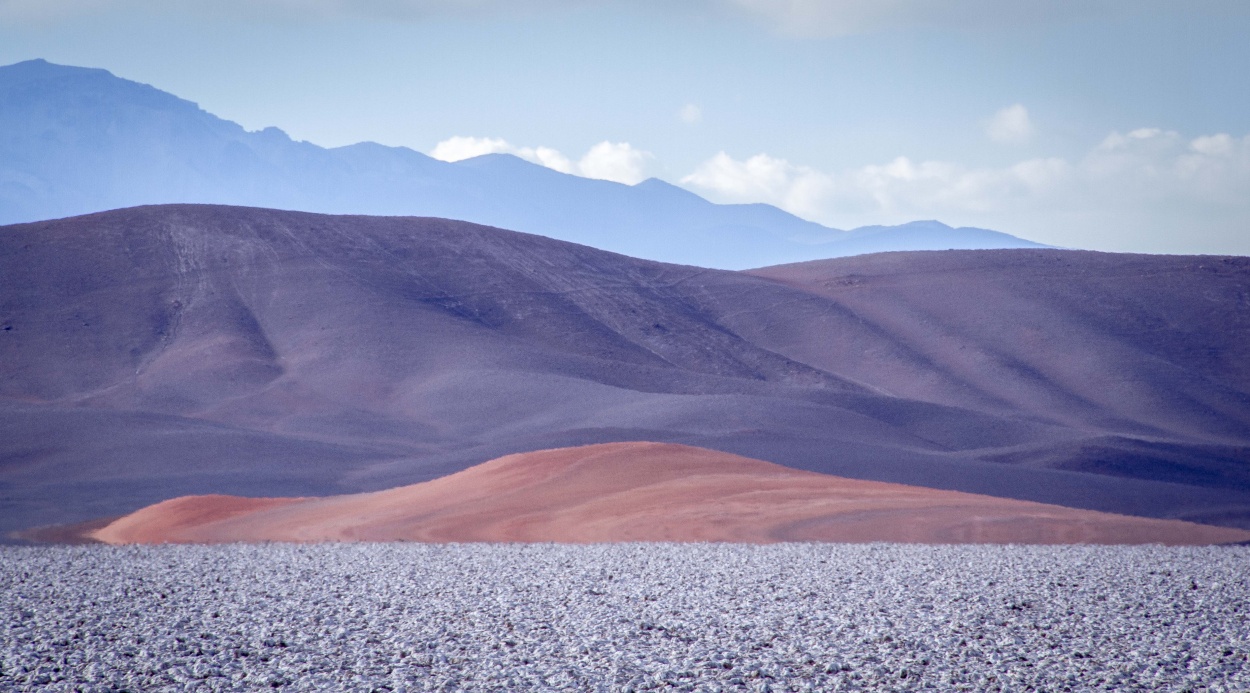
90,443,1250,545
92,496,304,544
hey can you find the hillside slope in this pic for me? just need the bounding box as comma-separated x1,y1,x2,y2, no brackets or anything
2,205,1247,537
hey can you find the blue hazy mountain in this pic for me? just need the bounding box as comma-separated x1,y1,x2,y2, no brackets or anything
0,59,1046,268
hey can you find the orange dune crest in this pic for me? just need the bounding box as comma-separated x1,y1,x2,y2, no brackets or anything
90,443,1250,545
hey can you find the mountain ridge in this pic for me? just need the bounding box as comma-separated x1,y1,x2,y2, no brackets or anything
0,58,1046,268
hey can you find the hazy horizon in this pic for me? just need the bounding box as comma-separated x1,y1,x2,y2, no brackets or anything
2,2,1249,256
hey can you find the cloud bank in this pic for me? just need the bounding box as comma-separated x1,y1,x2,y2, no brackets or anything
430,136,652,185
425,122,1250,254
681,126,1250,253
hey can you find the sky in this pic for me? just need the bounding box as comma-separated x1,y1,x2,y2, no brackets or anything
2,0,1249,255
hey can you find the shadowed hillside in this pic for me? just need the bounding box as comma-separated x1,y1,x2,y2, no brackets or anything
2,204,1248,537
746,253,1250,474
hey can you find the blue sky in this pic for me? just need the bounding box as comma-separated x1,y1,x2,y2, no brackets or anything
2,1,1248,255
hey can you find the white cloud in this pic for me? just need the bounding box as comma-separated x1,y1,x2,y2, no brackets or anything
682,150,1068,222
986,104,1033,144
680,128,1250,254
683,152,793,199
429,136,651,184
577,141,653,185
429,135,513,162
523,146,574,174
679,103,702,124
1081,128,1250,204
429,136,572,173
681,152,833,219
1191,133,1235,157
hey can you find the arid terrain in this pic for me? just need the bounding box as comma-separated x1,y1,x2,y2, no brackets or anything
5,543,1249,691
6,9,1249,693
3,204,1249,539
87,443,1250,545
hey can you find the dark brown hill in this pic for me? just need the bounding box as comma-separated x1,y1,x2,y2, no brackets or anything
3,205,1249,538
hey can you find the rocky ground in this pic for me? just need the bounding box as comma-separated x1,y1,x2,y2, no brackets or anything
2,543,1248,691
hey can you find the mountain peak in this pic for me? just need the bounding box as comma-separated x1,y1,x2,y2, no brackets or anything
452,152,577,179
1,58,117,85
251,125,293,142
1,57,205,116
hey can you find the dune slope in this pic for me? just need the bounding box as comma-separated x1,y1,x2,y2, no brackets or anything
91,443,1250,545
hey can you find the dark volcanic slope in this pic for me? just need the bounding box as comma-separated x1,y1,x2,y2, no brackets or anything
2,205,1249,536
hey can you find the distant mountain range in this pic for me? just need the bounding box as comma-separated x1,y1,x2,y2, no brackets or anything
2,205,1247,539
0,59,1046,268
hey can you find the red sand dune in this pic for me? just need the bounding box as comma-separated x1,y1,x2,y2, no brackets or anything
91,443,1250,545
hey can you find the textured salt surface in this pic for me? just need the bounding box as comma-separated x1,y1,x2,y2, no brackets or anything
3,544,1248,691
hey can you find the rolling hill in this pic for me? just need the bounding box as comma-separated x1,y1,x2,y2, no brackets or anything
2,204,1247,539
